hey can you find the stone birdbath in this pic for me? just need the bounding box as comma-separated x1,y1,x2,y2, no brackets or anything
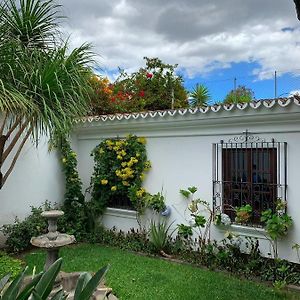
31,210,75,270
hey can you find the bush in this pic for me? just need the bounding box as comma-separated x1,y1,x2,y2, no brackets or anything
1,203,52,253
0,251,23,280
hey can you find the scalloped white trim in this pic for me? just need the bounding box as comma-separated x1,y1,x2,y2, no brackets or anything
237,103,248,110
263,100,276,108
199,107,209,113
211,105,221,112
223,104,234,111
250,101,261,109
77,98,298,124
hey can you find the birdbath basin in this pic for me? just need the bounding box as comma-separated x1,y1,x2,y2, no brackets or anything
31,210,75,270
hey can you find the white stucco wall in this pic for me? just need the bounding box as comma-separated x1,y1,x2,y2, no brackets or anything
0,136,64,245
74,100,300,262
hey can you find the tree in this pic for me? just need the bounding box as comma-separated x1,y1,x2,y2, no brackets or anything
294,0,300,20
0,0,94,188
223,85,254,104
189,84,210,107
90,57,188,115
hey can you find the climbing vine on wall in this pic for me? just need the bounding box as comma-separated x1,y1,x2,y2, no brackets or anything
90,135,151,212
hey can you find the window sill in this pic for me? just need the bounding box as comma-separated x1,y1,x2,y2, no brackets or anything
104,207,137,220
216,223,268,239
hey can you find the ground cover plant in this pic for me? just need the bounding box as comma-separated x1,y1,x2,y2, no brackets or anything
23,244,299,300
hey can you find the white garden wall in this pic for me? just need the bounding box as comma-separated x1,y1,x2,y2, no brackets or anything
1,98,300,263
74,98,300,263
0,136,64,245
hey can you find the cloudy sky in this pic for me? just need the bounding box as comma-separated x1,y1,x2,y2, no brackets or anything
60,0,300,102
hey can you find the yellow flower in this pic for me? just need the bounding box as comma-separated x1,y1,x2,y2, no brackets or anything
101,179,108,185
99,148,104,154
117,155,123,160
111,186,117,191
136,153,140,157
137,137,146,144
120,149,127,156
62,158,67,163
116,140,124,147
121,162,127,167
140,173,145,181
136,188,146,198
122,181,129,186
70,152,77,157
144,161,151,170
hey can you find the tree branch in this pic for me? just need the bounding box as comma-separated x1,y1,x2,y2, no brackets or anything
0,111,8,136
5,117,23,139
2,120,30,163
2,128,32,186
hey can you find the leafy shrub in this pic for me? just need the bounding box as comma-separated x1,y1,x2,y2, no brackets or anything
88,225,153,253
223,85,254,104
90,57,188,115
1,203,52,253
0,251,23,280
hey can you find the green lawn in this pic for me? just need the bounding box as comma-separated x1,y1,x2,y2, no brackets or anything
24,244,299,300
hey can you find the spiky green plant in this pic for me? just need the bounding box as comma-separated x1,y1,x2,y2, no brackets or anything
189,84,210,107
0,0,94,188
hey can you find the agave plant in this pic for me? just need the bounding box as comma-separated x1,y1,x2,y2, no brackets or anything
149,220,174,257
0,258,109,300
189,84,210,107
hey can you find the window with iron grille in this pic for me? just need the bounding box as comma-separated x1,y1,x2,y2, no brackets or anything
212,132,287,225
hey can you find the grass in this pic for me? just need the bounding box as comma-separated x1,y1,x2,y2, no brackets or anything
24,244,299,300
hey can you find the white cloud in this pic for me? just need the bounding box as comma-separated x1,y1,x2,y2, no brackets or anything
289,89,300,96
60,0,300,79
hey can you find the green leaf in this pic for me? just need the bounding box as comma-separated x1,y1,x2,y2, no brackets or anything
194,215,206,227
0,274,10,293
34,258,62,300
187,186,197,194
179,189,190,198
78,265,109,300
1,267,27,300
74,272,92,300
31,290,43,300
17,273,43,300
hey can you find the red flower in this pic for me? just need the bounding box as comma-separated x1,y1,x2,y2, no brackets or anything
111,97,116,102
139,90,145,97
146,73,153,79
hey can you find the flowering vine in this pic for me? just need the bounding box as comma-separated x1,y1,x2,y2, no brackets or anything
90,135,151,212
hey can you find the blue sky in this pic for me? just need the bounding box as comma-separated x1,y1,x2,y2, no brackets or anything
181,62,300,103
61,0,300,103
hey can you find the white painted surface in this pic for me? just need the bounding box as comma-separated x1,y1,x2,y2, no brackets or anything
0,136,64,245
74,101,300,262
1,100,300,262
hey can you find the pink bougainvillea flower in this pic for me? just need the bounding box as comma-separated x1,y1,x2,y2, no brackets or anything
139,90,145,97
146,73,153,78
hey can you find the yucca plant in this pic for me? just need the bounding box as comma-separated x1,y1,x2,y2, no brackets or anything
149,220,174,257
0,0,94,189
0,258,109,300
189,84,210,107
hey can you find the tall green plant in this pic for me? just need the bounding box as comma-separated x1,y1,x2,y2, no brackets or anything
0,0,94,188
149,220,174,256
189,84,210,107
